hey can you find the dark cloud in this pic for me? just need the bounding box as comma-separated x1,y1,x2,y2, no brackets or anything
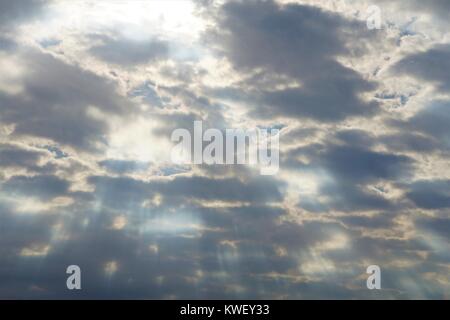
87,176,150,209
388,101,450,152
329,126,441,155
334,129,376,148
340,214,394,229
380,133,439,152
98,159,150,174
317,181,394,212
89,174,283,209
0,49,133,151
208,0,380,121
1,175,69,200
393,44,450,92
410,0,450,13
0,195,359,299
160,175,283,203
0,169,446,299
0,144,45,168
292,131,413,212
287,132,414,183
406,180,450,209
0,0,46,30
129,81,164,107
321,145,413,183
416,217,450,240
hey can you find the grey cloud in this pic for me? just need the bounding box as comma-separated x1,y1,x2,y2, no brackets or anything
0,0,46,30
87,176,150,209
89,174,283,209
340,214,394,229
334,129,376,149
416,217,450,240
0,49,133,151
380,133,439,152
1,175,69,201
90,35,169,66
0,144,58,175
99,159,150,174
332,128,440,154
320,145,413,183
208,0,380,121
393,44,450,92
406,180,450,209
292,132,413,212
152,112,201,138
389,101,450,152
317,182,393,212
256,78,377,121
160,175,283,203
0,172,447,298
285,132,414,183
0,195,352,299
0,144,46,168
377,0,450,21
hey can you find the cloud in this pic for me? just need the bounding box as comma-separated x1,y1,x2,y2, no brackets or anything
416,217,450,240
406,180,450,209
98,159,150,174
393,44,450,92
292,131,413,212
381,0,450,20
207,0,380,121
389,101,450,151
0,0,448,300
320,145,413,183
2,175,69,201
0,0,46,30
380,133,439,152
0,49,134,151
0,144,46,168
89,173,283,209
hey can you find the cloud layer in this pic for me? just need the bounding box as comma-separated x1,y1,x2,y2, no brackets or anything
0,0,448,299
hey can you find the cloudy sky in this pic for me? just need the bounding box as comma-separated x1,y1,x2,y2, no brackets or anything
0,0,449,299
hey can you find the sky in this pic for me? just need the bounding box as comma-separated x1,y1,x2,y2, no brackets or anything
0,0,449,299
